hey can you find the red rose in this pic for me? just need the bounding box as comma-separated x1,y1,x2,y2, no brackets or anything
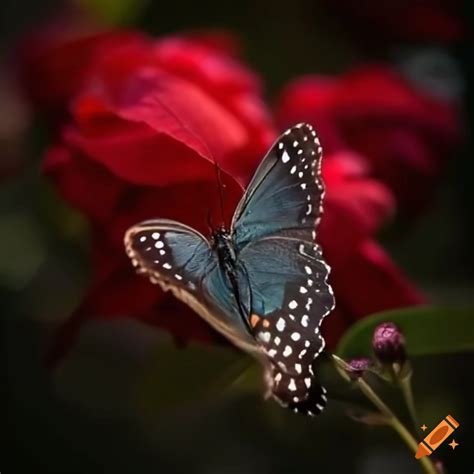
276,66,461,214
317,154,424,346
18,26,424,366
29,28,275,364
16,17,146,116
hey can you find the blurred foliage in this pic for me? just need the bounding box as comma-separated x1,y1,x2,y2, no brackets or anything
0,212,46,289
337,306,474,359
73,0,148,25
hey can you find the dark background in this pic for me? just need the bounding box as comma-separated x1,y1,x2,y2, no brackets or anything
2,1,473,473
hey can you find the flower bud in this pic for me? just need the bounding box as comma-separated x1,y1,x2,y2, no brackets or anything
372,322,406,364
347,358,373,379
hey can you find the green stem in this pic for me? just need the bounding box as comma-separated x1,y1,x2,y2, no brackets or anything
398,370,419,430
332,356,438,474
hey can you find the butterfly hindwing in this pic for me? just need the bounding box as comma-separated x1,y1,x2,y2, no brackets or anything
232,123,324,248
124,220,255,349
239,237,334,414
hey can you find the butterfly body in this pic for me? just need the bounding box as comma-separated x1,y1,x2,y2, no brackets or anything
211,227,243,314
125,123,335,416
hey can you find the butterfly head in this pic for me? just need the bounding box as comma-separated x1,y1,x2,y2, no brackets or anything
210,225,231,248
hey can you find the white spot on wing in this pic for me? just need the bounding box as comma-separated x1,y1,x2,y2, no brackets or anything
276,318,286,332
283,346,293,357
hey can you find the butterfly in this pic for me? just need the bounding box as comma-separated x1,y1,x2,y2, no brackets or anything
124,123,335,416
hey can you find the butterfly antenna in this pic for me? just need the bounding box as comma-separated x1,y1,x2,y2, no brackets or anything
147,97,227,229
206,208,214,235
214,161,226,228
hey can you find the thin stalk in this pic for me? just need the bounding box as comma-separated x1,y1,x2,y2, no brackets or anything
333,356,438,474
397,371,419,430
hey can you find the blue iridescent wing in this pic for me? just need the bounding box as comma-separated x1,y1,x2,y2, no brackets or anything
233,124,335,415
232,123,324,247
124,219,255,350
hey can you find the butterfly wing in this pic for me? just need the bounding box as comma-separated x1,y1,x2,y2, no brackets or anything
233,124,335,415
238,237,334,414
232,123,324,247
124,219,256,351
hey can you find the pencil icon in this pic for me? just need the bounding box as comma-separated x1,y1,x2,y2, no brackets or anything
415,415,459,459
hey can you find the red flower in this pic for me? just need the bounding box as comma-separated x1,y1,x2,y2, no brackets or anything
30,27,275,364
276,66,461,214
321,0,464,46
18,27,424,365
318,154,424,347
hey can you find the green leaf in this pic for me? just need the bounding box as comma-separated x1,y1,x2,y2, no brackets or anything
337,306,474,359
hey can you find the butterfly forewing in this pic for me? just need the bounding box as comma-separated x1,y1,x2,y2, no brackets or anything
232,123,324,248
124,219,256,350
125,219,213,289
